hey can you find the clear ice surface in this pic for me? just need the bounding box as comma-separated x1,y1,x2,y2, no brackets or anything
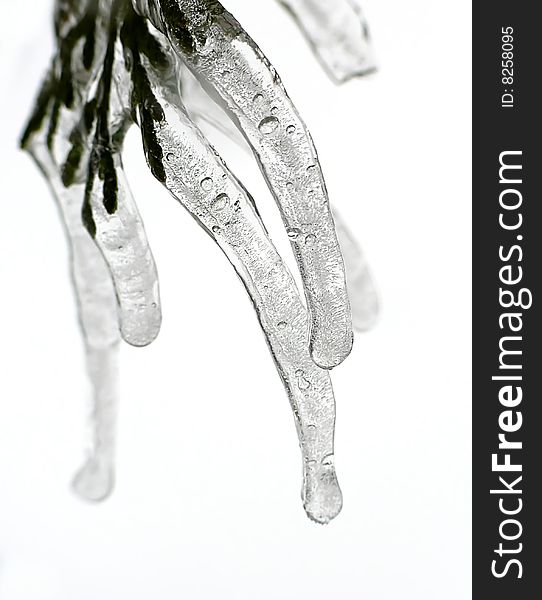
138,0,354,369
21,0,378,522
179,64,380,332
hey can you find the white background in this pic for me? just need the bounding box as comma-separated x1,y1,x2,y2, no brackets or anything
0,0,472,598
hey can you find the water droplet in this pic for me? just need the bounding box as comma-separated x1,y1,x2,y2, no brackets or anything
212,225,221,234
258,116,279,135
253,93,264,104
200,177,213,192
286,125,296,135
286,182,294,191
305,234,317,247
212,193,229,212
307,164,317,173
151,302,157,308
277,321,288,330
166,152,175,162
295,369,311,391
287,227,301,241
271,106,279,115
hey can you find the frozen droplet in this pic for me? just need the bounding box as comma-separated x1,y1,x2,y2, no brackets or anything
212,225,221,234
296,369,311,391
305,234,317,246
258,116,279,135
212,192,229,212
277,321,288,330
287,227,301,241
286,124,296,134
286,182,294,191
307,164,317,173
200,177,213,191
271,106,279,115
166,152,175,162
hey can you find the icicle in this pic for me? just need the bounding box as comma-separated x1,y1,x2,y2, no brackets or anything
22,139,121,501
20,0,380,522
84,35,162,347
138,0,354,369
133,49,342,522
20,3,161,501
277,0,376,83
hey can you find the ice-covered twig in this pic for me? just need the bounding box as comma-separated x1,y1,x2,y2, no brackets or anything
21,0,161,500
137,0,354,369
129,32,342,520
21,0,379,521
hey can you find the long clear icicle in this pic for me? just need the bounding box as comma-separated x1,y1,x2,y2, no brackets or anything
23,140,121,501
21,0,379,521
136,0,354,369
134,42,342,522
85,38,162,348
21,2,161,500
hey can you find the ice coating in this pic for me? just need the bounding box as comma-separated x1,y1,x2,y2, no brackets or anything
20,0,160,500
23,144,120,502
134,41,342,522
84,36,162,347
277,0,376,83
20,0,378,522
136,0,354,369
179,64,380,331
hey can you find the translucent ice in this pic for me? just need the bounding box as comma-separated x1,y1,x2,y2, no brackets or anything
21,0,379,522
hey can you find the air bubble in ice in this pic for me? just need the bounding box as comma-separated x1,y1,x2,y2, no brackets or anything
258,116,279,135
212,193,229,212
295,369,311,391
200,177,213,191
287,227,301,241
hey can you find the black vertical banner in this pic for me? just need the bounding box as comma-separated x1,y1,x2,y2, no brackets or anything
473,2,541,598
